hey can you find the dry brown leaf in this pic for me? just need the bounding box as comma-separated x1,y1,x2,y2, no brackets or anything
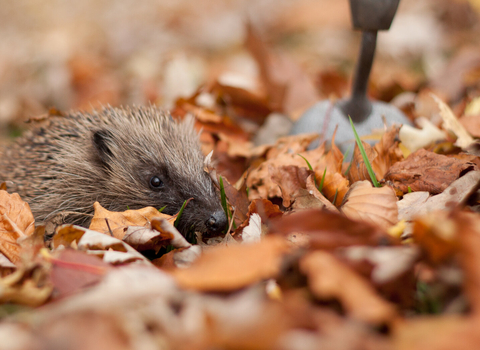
0,264,52,307
49,249,110,298
348,141,379,184
310,137,344,175
305,175,339,212
398,170,480,221
270,209,396,249
269,165,313,207
150,217,191,249
89,202,174,240
220,176,249,223
233,198,283,239
300,251,397,324
384,149,477,194
217,133,254,158
121,216,191,254
209,82,272,124
0,190,35,264
320,171,350,206
240,213,263,244
246,23,319,114
399,117,446,152
455,211,480,314
341,246,418,285
393,316,480,350
411,211,458,265
460,116,480,138
172,236,290,291
0,253,16,276
371,126,404,179
341,181,398,231
53,225,150,265
397,192,430,222
432,93,474,149
246,133,319,200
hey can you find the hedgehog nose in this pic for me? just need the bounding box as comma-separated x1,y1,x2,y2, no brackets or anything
205,209,228,233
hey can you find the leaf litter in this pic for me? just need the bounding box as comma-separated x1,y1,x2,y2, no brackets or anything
3,4,480,349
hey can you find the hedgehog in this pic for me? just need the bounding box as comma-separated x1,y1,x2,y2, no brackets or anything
0,106,227,236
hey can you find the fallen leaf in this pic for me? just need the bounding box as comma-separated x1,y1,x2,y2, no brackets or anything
233,198,283,239
246,23,319,114
246,133,319,200
341,245,419,284
305,175,339,212
300,251,397,324
150,217,192,249
49,249,110,298
122,226,168,253
0,264,52,307
0,190,35,264
270,209,396,249
393,316,480,350
432,93,474,149
398,170,480,221
348,141,379,184
384,149,477,194
172,236,291,291
210,82,272,123
173,245,203,269
371,125,404,179
399,117,446,152
241,213,263,244
269,165,313,207
341,181,399,231
220,176,249,223
89,202,173,240
121,216,191,253
320,171,350,206
411,211,458,265
53,225,150,265
455,211,480,314
397,192,430,222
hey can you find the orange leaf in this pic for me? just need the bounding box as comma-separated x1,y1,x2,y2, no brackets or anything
341,181,398,230
172,236,290,291
89,202,174,240
0,190,35,264
300,251,397,324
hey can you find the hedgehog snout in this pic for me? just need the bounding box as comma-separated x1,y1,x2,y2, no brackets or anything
205,209,228,234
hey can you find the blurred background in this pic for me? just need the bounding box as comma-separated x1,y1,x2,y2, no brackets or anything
1,0,480,139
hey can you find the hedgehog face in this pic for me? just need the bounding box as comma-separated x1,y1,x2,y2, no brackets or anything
89,110,227,236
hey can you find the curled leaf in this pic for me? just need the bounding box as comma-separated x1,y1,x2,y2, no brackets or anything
341,181,398,230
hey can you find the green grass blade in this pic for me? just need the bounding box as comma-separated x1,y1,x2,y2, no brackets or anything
318,167,327,192
297,154,313,171
174,200,188,228
343,145,352,163
348,116,380,187
298,154,318,189
219,176,236,231
219,176,229,222
158,205,167,213
332,189,338,206
344,161,353,176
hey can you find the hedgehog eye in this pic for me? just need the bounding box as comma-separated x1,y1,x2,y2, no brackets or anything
149,176,164,189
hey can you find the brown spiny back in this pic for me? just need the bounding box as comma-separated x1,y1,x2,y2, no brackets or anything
0,106,223,234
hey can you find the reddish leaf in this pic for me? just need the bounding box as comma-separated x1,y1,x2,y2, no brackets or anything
384,149,477,194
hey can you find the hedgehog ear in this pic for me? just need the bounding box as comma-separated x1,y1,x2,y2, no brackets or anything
92,129,114,168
